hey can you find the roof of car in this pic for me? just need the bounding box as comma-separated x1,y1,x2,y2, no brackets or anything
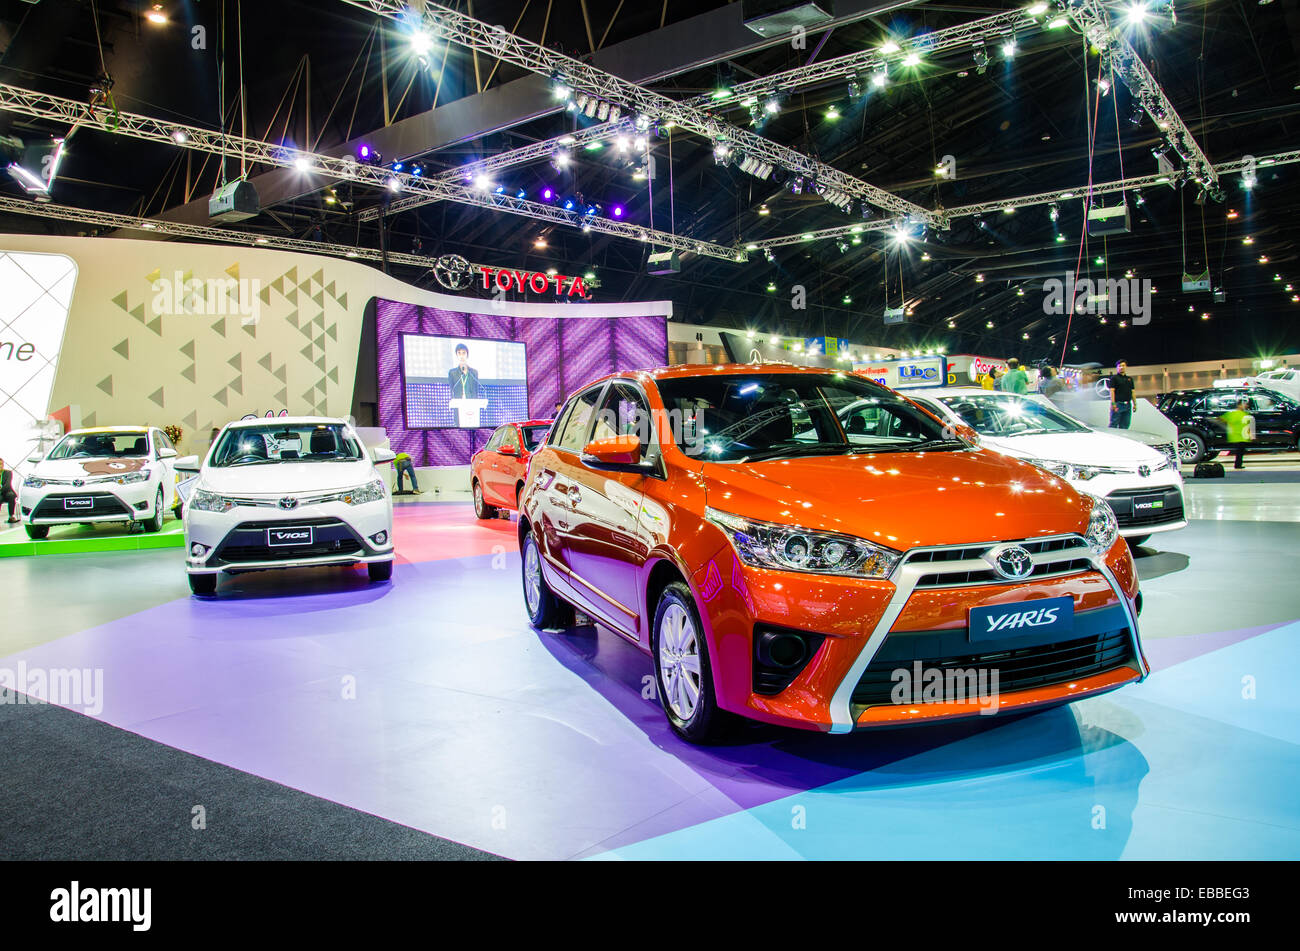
225,416,349,429
67,426,153,434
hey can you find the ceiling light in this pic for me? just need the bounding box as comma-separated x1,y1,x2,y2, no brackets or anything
146,4,168,25
879,40,900,54
902,52,921,67
1027,3,1048,15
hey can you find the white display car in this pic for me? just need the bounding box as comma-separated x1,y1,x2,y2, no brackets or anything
903,388,1187,546
178,417,396,596
20,426,180,540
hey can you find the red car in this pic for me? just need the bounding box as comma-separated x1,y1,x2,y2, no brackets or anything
471,419,555,518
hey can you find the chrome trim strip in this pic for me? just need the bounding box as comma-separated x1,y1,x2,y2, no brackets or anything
1091,559,1146,682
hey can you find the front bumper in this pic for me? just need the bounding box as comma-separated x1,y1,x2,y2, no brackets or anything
185,500,394,575
694,534,1145,733
1063,471,1187,537
20,481,157,525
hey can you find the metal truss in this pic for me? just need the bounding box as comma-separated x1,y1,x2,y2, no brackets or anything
358,5,1045,224
0,81,742,261
743,151,1300,250
1066,0,1217,187
338,0,941,225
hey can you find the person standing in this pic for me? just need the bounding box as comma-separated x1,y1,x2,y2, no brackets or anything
1219,398,1255,470
1108,359,1136,429
0,458,18,524
1040,366,1065,398
1001,358,1029,394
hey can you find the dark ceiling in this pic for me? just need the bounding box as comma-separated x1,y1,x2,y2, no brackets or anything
1,0,1298,367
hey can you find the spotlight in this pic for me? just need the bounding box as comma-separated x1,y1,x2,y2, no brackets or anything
871,66,888,88
611,205,625,218
634,114,652,133
1129,106,1144,125
836,240,849,254
713,143,732,165
901,52,921,67
825,105,841,121
790,177,804,195
973,42,989,74
847,78,862,99
562,197,577,211
540,187,555,202
1097,77,1112,96
1124,3,1150,25
879,40,900,55
551,72,572,102
473,173,493,191
763,249,776,263
409,30,434,60
763,96,781,115
1001,36,1017,58
170,129,188,144
551,149,572,170
515,188,527,199
758,204,770,216
1028,2,1048,15
146,4,167,25
1049,203,1060,221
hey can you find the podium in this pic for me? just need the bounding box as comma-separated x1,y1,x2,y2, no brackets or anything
449,398,489,428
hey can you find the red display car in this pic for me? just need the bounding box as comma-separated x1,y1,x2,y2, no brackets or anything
470,419,555,518
517,365,1147,743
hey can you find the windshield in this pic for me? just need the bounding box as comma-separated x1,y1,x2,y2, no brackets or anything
521,424,551,451
48,432,150,460
656,373,961,462
936,393,1089,437
210,423,364,467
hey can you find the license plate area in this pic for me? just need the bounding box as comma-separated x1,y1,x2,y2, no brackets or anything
63,497,93,510
969,596,1075,643
267,526,314,547
1132,495,1165,512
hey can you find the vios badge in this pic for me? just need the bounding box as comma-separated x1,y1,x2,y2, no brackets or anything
986,543,1034,581
278,497,299,510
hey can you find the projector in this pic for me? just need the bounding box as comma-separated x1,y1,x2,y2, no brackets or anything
742,0,834,37
647,249,681,276
209,180,260,222
1087,202,1131,237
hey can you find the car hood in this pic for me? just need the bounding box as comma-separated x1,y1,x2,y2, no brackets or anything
200,460,376,494
701,447,1091,551
978,430,1164,467
32,457,151,479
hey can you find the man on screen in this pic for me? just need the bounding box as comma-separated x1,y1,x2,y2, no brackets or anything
447,342,483,426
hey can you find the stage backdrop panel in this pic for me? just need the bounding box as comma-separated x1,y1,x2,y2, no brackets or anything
376,299,668,466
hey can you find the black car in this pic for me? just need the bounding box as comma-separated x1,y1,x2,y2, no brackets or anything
1157,387,1300,463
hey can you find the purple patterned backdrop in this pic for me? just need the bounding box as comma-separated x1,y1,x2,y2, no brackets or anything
376,299,669,466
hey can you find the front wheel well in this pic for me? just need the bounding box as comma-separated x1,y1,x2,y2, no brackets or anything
645,558,688,622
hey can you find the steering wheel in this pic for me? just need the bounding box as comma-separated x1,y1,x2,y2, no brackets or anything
231,454,265,465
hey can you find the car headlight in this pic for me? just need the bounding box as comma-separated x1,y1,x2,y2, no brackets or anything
23,476,46,489
706,507,900,578
1024,457,1071,478
190,488,235,513
1085,497,1120,556
340,479,386,505
115,470,149,485
1025,459,1121,481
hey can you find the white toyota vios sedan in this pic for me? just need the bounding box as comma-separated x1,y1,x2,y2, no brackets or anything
904,388,1187,547
20,426,179,540
179,417,396,596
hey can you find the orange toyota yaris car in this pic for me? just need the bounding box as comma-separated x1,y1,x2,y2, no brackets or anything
518,364,1147,743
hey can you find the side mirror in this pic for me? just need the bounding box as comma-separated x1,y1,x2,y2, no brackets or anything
372,448,396,464
581,435,646,471
174,455,201,473
158,447,178,459
499,444,518,456
952,423,980,443
27,454,43,465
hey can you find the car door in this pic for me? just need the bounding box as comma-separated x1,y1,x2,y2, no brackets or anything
534,385,606,617
559,381,654,638
152,429,177,506
1248,391,1298,448
477,427,506,504
494,424,525,506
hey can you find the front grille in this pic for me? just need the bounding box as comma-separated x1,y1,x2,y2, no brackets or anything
851,629,1134,708
1105,486,1185,529
212,518,365,565
907,535,1093,589
32,493,132,519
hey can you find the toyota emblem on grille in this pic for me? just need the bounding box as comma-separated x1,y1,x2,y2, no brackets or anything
278,497,299,510
987,544,1034,581
1138,465,1151,478
73,479,84,487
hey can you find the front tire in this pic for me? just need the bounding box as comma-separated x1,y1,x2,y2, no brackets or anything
368,560,393,582
188,573,217,597
25,524,49,540
143,487,164,533
1178,431,1207,464
473,480,497,520
652,581,731,744
521,531,573,629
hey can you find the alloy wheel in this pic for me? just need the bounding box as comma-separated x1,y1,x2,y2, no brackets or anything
523,539,542,615
658,603,702,721
1177,435,1201,463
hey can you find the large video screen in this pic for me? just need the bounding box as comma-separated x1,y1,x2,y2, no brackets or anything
402,334,529,429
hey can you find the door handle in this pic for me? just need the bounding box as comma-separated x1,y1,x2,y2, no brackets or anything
567,485,582,507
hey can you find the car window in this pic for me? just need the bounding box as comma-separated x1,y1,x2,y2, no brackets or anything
554,388,602,452
501,427,522,452
156,430,175,453
485,427,505,451
521,425,550,451
211,423,364,466
656,373,954,462
1207,393,1244,413
48,432,150,459
592,383,651,458
935,394,1088,437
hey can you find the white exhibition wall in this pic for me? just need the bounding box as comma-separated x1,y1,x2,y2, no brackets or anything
0,234,671,470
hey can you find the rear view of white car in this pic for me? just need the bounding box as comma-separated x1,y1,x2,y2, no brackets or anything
20,427,179,539
908,389,1187,546
179,417,396,596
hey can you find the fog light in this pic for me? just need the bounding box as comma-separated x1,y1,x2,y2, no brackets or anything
190,543,209,559
758,631,809,669
134,500,149,511
370,531,388,546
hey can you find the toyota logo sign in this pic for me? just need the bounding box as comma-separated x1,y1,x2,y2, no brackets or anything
987,544,1034,581
1138,465,1151,478
278,497,299,510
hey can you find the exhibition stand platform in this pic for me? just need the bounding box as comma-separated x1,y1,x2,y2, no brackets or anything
0,519,185,558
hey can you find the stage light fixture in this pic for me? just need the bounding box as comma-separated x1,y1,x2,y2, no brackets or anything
146,4,168,25
973,42,989,74
871,66,888,88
